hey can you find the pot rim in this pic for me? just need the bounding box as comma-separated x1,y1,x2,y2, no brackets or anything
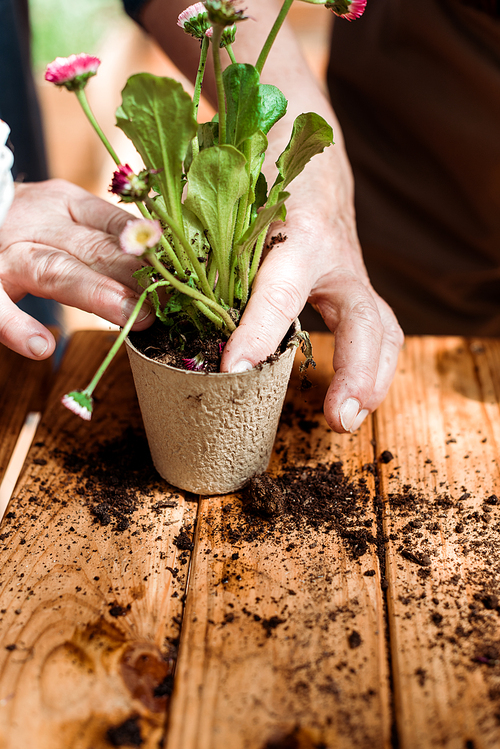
125,318,301,377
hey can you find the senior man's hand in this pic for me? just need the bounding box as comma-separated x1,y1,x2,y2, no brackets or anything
0,178,153,359
221,148,404,435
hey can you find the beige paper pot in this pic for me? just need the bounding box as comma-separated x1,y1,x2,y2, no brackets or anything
125,321,300,495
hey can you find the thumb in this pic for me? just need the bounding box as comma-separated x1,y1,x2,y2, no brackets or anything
220,254,309,373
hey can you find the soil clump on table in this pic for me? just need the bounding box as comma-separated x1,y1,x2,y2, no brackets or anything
239,461,376,559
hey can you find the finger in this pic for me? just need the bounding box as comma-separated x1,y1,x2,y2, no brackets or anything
0,285,56,359
358,298,404,412
321,288,403,433
221,249,312,373
62,179,134,237
47,222,146,290
7,243,153,330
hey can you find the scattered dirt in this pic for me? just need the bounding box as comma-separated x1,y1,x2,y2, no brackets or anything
266,232,288,250
59,426,162,532
239,461,375,560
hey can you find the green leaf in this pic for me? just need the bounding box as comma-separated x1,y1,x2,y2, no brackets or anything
258,84,287,134
198,121,219,150
235,191,290,257
223,63,261,147
133,264,160,290
185,122,219,173
269,112,334,203
181,206,210,260
248,130,267,177
246,129,268,205
116,73,198,224
252,172,268,219
184,145,250,278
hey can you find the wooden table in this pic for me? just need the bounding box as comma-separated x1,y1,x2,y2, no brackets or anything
1,332,500,749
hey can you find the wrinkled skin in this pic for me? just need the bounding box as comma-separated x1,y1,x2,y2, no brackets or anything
0,179,152,359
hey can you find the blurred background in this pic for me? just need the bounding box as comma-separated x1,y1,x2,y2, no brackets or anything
29,0,332,332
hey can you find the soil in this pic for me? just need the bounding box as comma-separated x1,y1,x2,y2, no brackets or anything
129,321,224,373
129,318,293,373
59,426,162,532
237,460,375,560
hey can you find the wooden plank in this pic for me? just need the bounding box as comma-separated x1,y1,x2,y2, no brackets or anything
0,331,195,749
166,333,391,749
0,343,53,484
374,337,500,749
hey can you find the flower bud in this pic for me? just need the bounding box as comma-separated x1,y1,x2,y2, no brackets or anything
110,164,151,202
183,353,206,371
206,24,237,47
204,0,247,27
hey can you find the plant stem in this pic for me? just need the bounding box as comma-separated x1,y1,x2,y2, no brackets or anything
232,139,252,245
144,196,215,301
191,35,210,161
74,89,121,165
228,255,238,308
212,25,226,144
193,299,228,332
81,280,170,398
193,35,210,117
255,0,294,75
134,200,186,277
226,44,237,64
146,252,236,333
248,228,268,288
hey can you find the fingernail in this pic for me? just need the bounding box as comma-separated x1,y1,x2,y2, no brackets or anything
230,359,253,373
340,397,360,431
350,408,369,432
122,298,152,323
27,335,48,357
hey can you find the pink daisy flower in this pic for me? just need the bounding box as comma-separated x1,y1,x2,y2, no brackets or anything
177,3,211,39
183,353,206,371
326,0,367,21
119,219,163,256
45,53,101,91
61,391,93,421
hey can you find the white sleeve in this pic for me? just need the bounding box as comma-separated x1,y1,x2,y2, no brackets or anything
0,120,14,228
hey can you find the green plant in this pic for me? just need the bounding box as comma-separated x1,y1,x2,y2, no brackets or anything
47,0,365,419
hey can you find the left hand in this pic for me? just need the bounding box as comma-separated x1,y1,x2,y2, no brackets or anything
220,161,404,434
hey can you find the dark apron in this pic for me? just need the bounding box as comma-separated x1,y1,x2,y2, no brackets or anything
328,0,500,334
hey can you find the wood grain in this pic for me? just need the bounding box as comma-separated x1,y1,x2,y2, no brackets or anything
166,333,391,749
7,333,500,749
0,332,194,749
0,343,53,484
375,337,500,749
